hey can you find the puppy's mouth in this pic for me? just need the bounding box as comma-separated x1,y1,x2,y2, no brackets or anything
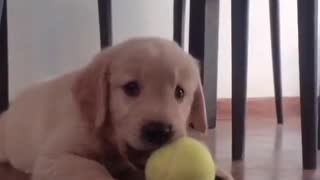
126,144,155,170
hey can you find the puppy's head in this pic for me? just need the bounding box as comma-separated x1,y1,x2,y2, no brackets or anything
72,37,208,167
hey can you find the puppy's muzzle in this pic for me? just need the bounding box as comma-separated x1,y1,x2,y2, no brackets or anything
141,121,174,146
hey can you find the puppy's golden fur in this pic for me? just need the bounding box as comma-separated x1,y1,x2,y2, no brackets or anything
0,37,233,180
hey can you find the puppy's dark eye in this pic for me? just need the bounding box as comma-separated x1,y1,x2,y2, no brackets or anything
175,85,185,100
123,81,141,97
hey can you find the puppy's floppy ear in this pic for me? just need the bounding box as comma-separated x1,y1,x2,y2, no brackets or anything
187,57,208,134
189,80,208,134
72,53,111,128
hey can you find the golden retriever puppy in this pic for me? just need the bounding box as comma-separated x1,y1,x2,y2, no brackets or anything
0,37,232,180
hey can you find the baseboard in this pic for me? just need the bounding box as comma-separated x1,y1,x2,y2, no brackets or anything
216,97,300,120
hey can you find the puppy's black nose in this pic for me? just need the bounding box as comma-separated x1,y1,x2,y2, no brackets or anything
142,121,174,146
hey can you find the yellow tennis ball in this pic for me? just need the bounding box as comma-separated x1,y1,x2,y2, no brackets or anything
145,137,216,180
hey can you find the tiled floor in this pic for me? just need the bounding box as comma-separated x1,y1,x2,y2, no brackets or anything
1,117,320,180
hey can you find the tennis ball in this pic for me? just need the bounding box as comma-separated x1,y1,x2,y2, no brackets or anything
145,137,216,180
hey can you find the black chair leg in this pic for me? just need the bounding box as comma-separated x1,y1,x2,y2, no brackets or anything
189,0,219,129
173,0,185,46
98,0,112,48
0,0,8,114
269,0,284,124
231,0,249,161
297,0,318,170
318,92,320,150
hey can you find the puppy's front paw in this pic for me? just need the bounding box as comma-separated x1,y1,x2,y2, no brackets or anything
116,169,145,180
216,168,234,180
216,175,234,180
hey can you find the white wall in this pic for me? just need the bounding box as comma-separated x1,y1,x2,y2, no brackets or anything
8,0,101,98
7,0,304,99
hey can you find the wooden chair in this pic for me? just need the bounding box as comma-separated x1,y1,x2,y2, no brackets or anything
231,0,318,169
173,0,318,170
